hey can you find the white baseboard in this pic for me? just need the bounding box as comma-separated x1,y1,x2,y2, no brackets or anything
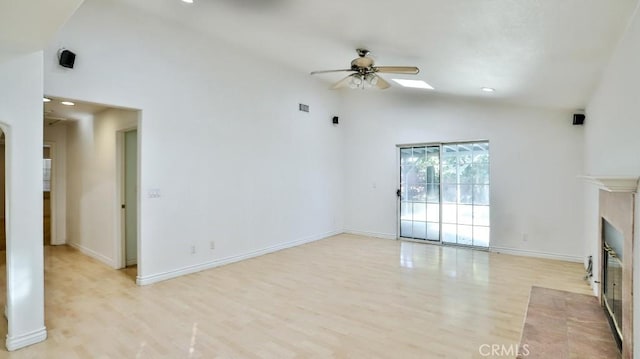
344,229,396,240
490,246,583,263
50,237,67,246
6,327,47,351
67,242,115,268
136,230,341,286
126,258,137,266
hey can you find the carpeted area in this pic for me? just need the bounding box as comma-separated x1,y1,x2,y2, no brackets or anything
518,286,620,359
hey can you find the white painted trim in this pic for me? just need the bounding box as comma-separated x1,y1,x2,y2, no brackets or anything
126,258,137,266
579,175,639,193
68,242,116,268
344,229,397,240
136,230,340,286
490,246,583,263
5,326,47,351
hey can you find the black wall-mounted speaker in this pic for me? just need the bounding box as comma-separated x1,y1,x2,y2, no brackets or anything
573,114,585,125
58,49,76,69
332,116,339,124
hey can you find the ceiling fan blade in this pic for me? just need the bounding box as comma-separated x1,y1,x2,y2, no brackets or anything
374,75,391,89
374,66,420,74
310,69,354,75
331,74,354,89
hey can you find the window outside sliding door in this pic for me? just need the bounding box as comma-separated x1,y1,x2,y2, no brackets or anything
398,141,490,248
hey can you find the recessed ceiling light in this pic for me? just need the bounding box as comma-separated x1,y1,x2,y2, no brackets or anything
182,0,193,3
61,101,75,106
43,97,51,102
481,87,496,93
392,79,434,90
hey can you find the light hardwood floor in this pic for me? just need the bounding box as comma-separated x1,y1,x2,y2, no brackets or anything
0,234,592,358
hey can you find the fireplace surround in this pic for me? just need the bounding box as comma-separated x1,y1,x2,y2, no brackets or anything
583,175,638,359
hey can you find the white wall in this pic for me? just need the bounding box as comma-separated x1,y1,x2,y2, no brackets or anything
44,123,68,245
44,0,343,284
342,91,585,260
0,52,47,350
65,108,137,267
583,4,640,356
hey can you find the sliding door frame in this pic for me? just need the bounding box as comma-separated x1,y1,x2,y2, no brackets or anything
397,144,442,243
396,140,490,248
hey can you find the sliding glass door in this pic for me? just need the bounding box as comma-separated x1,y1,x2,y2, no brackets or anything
399,146,440,241
398,142,490,248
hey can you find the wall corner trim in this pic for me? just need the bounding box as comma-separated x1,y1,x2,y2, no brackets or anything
6,327,47,351
136,230,341,286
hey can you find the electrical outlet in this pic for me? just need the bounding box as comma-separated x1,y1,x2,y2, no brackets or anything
190,245,196,254
210,241,215,250
522,233,528,242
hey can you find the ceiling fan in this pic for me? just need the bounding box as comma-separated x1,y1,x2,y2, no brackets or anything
310,48,419,90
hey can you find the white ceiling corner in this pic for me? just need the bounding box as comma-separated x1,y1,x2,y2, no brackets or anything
0,0,85,63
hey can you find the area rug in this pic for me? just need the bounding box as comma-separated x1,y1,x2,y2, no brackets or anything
517,286,620,359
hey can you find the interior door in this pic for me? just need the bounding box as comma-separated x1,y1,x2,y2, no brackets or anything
124,129,137,266
399,146,440,241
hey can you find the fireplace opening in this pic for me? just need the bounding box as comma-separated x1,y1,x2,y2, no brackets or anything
602,218,623,351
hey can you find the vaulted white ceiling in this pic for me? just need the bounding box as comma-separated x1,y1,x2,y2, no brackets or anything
3,0,637,110
116,0,637,109
0,0,85,63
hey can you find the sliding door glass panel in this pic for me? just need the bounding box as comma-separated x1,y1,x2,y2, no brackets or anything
474,226,490,248
471,142,490,247
441,145,458,244
457,225,473,245
439,142,490,247
473,206,490,226
458,205,473,225
442,224,456,243
400,146,440,241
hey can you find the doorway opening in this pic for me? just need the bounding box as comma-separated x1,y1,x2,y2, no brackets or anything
398,141,490,248
119,128,138,280
43,145,52,246
43,96,141,283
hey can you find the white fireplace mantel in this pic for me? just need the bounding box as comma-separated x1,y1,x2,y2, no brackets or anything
579,175,640,193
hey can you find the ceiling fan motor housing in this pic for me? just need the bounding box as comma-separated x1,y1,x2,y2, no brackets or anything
351,57,374,71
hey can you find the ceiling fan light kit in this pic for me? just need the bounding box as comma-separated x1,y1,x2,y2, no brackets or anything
310,48,420,90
